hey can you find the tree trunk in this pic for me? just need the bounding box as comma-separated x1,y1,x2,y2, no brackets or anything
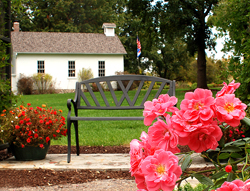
197,46,208,89
196,13,208,89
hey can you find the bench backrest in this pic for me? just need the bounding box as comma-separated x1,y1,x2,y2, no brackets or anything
74,75,175,110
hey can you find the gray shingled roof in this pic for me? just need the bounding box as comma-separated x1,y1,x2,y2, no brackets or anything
11,32,127,54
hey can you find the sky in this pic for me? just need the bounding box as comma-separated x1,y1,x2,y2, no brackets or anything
206,28,233,60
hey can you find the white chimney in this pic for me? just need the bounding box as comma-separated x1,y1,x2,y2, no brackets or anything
13,22,20,32
102,23,116,36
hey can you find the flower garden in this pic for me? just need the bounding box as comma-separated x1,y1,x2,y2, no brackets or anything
130,81,250,190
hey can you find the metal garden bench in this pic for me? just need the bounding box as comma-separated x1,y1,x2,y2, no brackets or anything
67,75,176,163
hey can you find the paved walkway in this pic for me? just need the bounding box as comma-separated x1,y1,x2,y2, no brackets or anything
0,153,213,171
0,153,214,190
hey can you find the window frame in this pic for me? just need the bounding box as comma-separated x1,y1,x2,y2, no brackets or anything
98,61,105,77
37,60,45,73
68,61,75,77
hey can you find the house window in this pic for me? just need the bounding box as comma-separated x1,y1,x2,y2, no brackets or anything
98,61,105,77
68,61,75,77
37,61,44,73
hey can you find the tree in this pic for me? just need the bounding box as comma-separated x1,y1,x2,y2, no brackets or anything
121,1,191,78
164,0,218,88
211,0,250,103
11,0,123,33
124,0,217,87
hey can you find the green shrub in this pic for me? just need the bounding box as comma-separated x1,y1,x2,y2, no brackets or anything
32,73,55,94
17,74,33,95
78,68,94,82
191,82,197,89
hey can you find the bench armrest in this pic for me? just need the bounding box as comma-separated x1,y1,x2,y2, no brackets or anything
67,99,78,118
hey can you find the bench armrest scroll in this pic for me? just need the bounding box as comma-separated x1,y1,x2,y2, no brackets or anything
67,99,78,118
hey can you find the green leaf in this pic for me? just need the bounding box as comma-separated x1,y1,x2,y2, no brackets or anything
231,153,243,158
241,117,250,126
221,146,242,152
181,154,191,171
218,153,230,159
191,173,214,186
203,186,211,191
218,137,225,148
214,178,228,187
211,171,228,179
227,172,234,182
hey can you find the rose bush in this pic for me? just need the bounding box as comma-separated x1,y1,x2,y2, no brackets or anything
130,81,250,191
0,103,67,148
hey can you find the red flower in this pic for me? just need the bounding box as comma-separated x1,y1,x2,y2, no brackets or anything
40,144,44,148
26,122,32,126
225,165,232,173
22,111,25,116
34,133,38,138
19,120,24,124
46,137,50,143
27,103,31,106
15,125,20,130
26,138,31,143
54,111,57,115
21,144,25,148
53,134,56,137
28,131,32,136
39,120,43,124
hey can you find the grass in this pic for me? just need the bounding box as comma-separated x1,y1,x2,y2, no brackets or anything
17,88,220,146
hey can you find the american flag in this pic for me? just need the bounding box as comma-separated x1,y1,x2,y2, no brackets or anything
137,36,141,58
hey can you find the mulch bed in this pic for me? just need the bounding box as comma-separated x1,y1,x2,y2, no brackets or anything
0,145,192,188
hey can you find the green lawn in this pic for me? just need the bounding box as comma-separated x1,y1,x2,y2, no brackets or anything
17,88,219,146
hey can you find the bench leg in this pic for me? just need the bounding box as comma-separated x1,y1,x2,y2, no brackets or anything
74,121,80,156
67,120,72,163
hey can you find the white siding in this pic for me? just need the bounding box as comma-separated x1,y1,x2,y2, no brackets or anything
11,54,124,92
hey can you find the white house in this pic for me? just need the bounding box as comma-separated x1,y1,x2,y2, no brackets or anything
11,22,127,92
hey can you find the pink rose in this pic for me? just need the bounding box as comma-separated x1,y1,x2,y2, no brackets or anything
140,149,182,191
143,94,178,126
172,110,202,145
186,121,223,153
129,139,144,176
134,169,147,190
180,88,215,125
148,117,180,154
216,179,245,191
216,80,240,98
215,94,247,127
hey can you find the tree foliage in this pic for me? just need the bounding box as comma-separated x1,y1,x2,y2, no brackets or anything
121,1,191,79
11,0,123,33
123,0,218,87
211,0,250,103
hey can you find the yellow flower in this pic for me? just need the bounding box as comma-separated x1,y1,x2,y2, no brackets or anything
42,104,46,108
